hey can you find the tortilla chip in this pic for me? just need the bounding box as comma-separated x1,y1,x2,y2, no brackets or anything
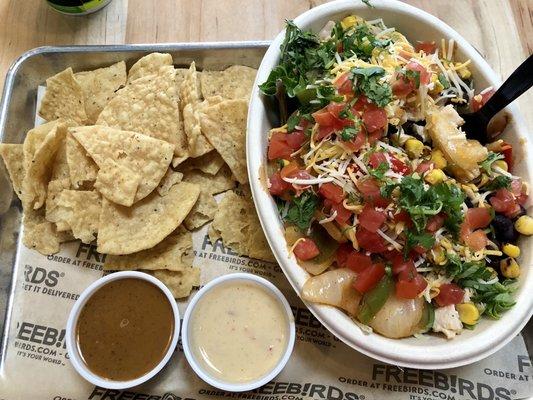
96,66,187,158
200,65,257,99
66,133,98,188
157,169,183,196
211,189,275,262
97,181,200,255
182,164,235,196
54,190,101,243
39,68,87,124
0,144,25,199
50,139,70,181
149,268,200,298
127,53,173,83
183,102,213,157
71,125,174,203
45,178,71,224
23,208,71,255
179,62,202,109
94,159,141,206
181,165,235,230
179,150,225,175
74,61,127,123
22,120,70,210
23,121,60,172
104,226,193,272
200,99,248,184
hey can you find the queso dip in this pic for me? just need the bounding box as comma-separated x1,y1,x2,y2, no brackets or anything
188,281,289,383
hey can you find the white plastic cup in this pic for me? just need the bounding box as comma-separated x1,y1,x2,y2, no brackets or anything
66,271,180,390
182,273,296,392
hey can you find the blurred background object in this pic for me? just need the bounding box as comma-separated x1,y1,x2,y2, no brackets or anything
46,0,112,15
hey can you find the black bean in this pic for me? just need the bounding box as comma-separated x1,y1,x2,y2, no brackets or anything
491,214,519,243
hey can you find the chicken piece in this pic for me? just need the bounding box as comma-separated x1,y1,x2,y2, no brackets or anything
425,105,487,182
433,304,463,339
302,268,362,316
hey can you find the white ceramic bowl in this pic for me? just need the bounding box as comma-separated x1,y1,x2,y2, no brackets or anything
181,273,296,392
247,0,532,369
66,271,180,389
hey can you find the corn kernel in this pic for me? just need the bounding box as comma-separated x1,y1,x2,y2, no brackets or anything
430,149,447,169
432,247,446,265
341,15,357,30
493,160,508,172
425,168,446,185
456,303,479,325
502,243,520,258
281,159,290,167
515,215,533,236
500,258,520,279
405,139,424,158
430,74,444,94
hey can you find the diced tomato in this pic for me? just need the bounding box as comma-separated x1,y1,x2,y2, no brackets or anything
490,189,521,217
472,89,495,112
393,210,412,227
383,249,402,261
326,102,346,117
336,243,353,267
415,41,437,54
353,263,386,293
293,238,320,261
406,61,431,85
268,133,293,160
464,230,488,252
356,178,390,207
359,204,386,233
426,214,445,233
389,155,411,175
392,75,415,97
392,255,416,276
317,124,336,140
501,142,513,171
335,72,353,95
367,128,384,144
412,245,429,255
352,95,371,112
286,130,306,150
332,202,352,224
362,105,388,133
346,251,373,273
356,227,388,253
343,130,367,152
268,172,291,196
435,283,465,307
369,152,388,169
464,208,492,230
319,182,344,204
280,161,299,179
312,109,337,126
416,161,434,175
396,274,427,299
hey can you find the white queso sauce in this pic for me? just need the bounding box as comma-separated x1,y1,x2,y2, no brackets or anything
189,281,289,383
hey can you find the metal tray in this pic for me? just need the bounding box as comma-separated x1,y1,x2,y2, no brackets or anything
0,41,270,360
0,41,531,366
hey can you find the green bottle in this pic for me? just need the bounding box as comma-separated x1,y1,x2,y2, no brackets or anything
46,0,112,15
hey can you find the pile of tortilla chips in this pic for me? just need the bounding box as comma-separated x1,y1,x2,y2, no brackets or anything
0,53,274,298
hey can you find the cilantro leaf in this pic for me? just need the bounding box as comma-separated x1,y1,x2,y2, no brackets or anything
285,191,318,231
340,126,358,141
484,175,512,191
382,175,465,234
405,69,421,89
351,67,392,107
287,114,300,132
404,230,435,256
369,162,389,180
479,152,504,174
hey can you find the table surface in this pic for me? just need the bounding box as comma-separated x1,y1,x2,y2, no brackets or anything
0,0,531,129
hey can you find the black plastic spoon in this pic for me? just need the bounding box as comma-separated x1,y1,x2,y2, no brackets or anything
462,54,533,144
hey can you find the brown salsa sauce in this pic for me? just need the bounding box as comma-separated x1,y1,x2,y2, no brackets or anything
76,278,174,381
